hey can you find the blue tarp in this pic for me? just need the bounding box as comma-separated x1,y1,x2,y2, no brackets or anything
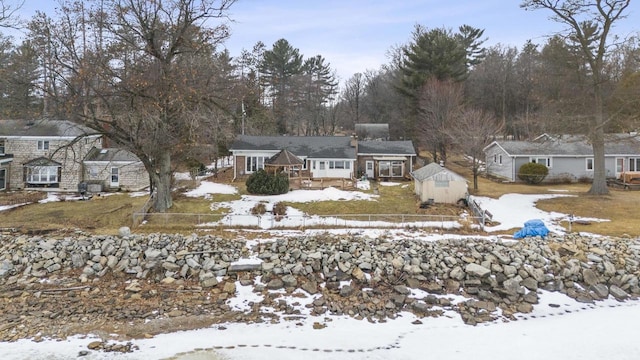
513,219,549,239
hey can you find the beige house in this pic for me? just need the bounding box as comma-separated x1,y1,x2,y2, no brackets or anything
83,147,149,192
0,119,102,191
411,163,468,204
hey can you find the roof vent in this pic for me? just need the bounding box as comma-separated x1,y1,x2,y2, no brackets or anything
99,149,108,154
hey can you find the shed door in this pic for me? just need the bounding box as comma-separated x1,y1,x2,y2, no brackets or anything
110,167,119,188
365,161,374,178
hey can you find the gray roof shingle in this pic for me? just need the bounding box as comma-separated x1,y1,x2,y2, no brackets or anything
357,140,416,156
0,119,94,137
230,135,356,159
411,163,466,182
84,147,140,162
493,134,640,156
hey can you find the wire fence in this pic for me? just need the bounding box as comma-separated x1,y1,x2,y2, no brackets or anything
132,212,487,231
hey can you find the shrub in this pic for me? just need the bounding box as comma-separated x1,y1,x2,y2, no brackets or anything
251,202,267,215
245,170,289,195
272,202,287,216
517,162,549,184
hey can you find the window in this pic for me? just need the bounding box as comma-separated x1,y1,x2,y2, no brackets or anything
319,161,325,170
498,155,502,164
379,160,403,177
0,139,5,155
629,158,640,172
493,154,502,164
111,167,119,184
26,166,59,184
37,140,49,150
328,160,350,169
531,157,551,168
435,180,449,188
586,158,594,171
245,156,268,173
312,161,316,170
0,168,5,190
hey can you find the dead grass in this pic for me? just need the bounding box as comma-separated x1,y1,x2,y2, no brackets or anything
446,156,640,237
2,163,638,237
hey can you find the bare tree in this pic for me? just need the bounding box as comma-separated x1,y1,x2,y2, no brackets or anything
0,0,23,28
37,0,236,212
521,0,632,195
417,78,464,164
341,72,366,128
447,108,503,191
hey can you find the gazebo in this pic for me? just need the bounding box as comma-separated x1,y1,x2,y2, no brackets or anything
264,149,304,180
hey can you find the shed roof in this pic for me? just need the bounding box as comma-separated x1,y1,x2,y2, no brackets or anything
230,135,356,159
411,163,466,182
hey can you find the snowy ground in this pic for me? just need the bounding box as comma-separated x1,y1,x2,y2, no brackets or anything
2,180,638,359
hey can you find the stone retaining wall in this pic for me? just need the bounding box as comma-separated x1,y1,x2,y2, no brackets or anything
1,230,639,324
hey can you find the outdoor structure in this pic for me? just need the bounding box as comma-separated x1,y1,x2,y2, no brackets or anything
411,163,468,204
229,135,357,180
354,123,390,141
357,140,416,181
0,119,102,191
484,133,640,182
83,147,149,192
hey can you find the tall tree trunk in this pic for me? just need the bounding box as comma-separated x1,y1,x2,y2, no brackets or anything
588,85,609,195
153,150,173,212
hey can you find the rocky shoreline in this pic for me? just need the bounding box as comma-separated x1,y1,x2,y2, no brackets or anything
1,229,639,346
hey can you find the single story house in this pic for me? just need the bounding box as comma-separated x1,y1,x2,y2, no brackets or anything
0,119,102,191
483,133,640,182
356,140,417,180
229,135,357,180
411,163,468,204
83,147,149,192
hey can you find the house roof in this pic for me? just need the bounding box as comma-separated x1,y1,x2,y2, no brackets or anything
23,156,62,167
265,149,303,166
230,135,356,159
411,163,466,182
84,147,141,162
486,134,640,157
355,123,389,140
357,140,416,156
0,119,95,138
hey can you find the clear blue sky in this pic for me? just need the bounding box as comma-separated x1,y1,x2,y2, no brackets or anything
13,0,640,84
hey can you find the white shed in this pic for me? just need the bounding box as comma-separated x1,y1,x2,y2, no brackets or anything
411,163,468,204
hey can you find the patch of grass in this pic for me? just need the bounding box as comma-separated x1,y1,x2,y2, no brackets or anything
445,154,640,237
0,193,148,234
283,182,418,215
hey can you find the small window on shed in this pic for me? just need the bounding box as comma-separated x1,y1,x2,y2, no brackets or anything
435,180,449,188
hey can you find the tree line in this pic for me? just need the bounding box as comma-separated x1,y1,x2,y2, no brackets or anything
0,0,637,209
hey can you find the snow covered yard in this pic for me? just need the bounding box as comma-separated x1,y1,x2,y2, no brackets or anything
1,180,636,360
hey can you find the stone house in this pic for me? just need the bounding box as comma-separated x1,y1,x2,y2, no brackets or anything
0,119,102,191
83,147,149,192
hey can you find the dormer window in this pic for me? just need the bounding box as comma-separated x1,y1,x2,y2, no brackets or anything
37,140,49,150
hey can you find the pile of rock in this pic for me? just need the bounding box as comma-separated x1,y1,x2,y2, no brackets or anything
1,229,639,329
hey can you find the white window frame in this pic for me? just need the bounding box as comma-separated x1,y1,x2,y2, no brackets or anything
245,156,268,174
27,166,59,184
586,158,594,171
629,158,640,172
319,161,326,170
37,140,50,150
379,160,403,178
0,139,5,155
530,157,552,168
